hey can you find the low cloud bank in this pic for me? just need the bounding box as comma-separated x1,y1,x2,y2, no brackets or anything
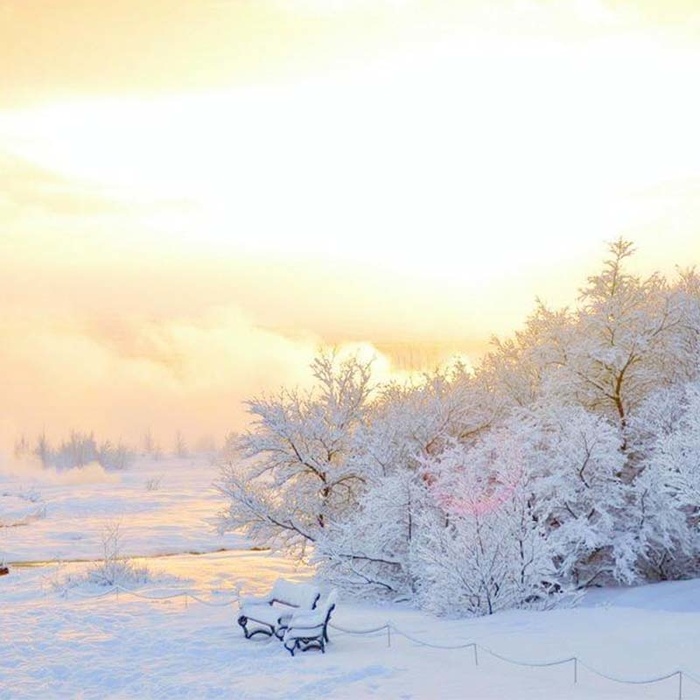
0,303,434,454
0,305,321,451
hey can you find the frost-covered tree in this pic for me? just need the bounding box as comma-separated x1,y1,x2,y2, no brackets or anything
413,402,626,614
217,351,374,555
414,434,555,616
314,363,494,597
316,469,428,597
480,239,700,475
630,382,700,580
562,241,697,445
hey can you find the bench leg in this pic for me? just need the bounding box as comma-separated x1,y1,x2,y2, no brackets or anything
287,636,324,654
237,615,274,640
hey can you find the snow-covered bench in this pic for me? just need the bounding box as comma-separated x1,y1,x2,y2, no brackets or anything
237,578,321,640
283,589,338,655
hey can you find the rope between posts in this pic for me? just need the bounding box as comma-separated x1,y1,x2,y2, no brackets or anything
684,671,700,686
577,661,682,686
63,587,117,600
185,592,235,607
329,622,390,635
478,645,576,669
62,583,238,607
387,624,477,650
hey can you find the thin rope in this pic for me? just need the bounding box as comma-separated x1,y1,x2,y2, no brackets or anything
61,583,239,606
682,670,700,686
388,624,477,650
577,661,681,685
478,645,576,668
329,622,390,635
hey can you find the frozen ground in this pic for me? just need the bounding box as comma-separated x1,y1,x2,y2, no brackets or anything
2,455,700,699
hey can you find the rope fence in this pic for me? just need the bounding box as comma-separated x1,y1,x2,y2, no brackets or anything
58,583,700,699
60,582,236,607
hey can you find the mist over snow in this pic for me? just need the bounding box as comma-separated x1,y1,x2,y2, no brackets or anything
0,453,119,486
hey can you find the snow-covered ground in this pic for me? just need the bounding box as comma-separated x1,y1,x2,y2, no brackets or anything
2,455,700,699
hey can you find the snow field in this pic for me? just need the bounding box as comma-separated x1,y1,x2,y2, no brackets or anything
2,456,700,699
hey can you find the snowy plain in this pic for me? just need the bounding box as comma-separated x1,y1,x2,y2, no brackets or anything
2,455,700,700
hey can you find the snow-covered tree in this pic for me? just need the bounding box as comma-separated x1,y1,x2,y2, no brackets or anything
563,241,696,442
316,469,427,598
217,351,374,555
413,402,626,614
314,363,494,597
414,434,555,616
630,382,700,580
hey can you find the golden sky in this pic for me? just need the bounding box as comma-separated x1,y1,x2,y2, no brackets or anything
1,0,700,450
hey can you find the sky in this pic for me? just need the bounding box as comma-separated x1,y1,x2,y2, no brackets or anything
1,0,700,449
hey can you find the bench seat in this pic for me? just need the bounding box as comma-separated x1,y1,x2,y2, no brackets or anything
283,589,337,655
237,578,321,640
237,604,294,639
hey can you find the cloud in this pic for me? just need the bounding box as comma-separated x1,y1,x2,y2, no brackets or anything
0,304,325,451
0,279,479,453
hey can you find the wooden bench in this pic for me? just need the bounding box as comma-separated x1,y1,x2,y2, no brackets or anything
237,578,321,640
282,589,337,655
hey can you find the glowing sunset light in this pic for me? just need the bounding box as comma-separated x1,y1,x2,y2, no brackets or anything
1,0,700,448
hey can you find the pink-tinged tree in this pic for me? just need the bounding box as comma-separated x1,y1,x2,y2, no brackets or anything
217,351,374,556
413,431,556,616
414,401,627,614
315,364,495,597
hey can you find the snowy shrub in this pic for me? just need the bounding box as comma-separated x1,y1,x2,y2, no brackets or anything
145,476,163,491
87,521,151,587
97,440,135,471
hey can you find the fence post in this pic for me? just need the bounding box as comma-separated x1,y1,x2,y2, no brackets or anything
678,671,683,700
573,658,578,684
473,644,479,667
387,623,392,648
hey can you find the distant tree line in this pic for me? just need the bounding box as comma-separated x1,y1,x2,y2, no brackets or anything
13,428,219,470
218,239,700,615
14,431,136,471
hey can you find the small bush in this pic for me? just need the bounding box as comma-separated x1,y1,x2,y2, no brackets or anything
145,476,163,492
88,521,151,587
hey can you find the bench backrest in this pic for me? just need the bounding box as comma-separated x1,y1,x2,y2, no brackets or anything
317,589,337,619
270,579,321,610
